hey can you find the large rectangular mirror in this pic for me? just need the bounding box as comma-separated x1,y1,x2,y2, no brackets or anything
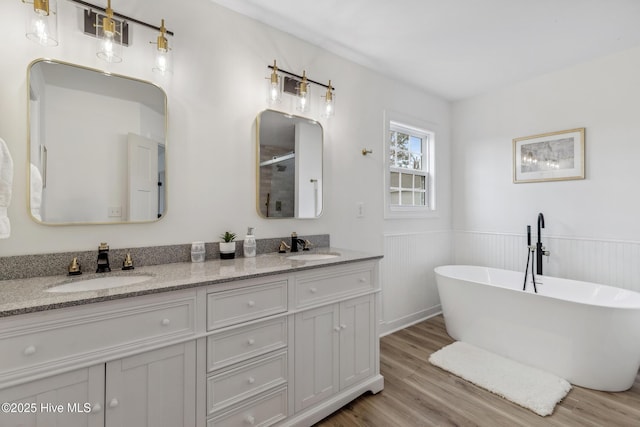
28,59,167,224
256,110,323,218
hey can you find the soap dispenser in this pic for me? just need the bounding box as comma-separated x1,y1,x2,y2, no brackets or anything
243,227,256,258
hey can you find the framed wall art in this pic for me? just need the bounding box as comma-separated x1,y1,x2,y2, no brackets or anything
513,128,585,183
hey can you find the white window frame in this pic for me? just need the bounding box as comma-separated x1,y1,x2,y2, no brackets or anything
383,111,436,219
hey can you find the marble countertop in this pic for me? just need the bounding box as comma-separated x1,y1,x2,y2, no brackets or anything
0,248,382,318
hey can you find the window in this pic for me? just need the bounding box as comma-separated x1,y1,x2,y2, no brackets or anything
384,114,435,218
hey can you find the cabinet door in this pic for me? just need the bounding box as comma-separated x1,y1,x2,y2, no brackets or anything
339,295,374,389
105,341,196,427
294,304,339,412
0,366,104,427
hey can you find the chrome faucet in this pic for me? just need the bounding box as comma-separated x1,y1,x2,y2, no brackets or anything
96,242,111,273
536,213,550,275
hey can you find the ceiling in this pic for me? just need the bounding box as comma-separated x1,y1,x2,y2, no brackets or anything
209,0,640,101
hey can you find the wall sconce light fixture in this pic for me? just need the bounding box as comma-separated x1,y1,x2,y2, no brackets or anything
22,0,59,47
321,80,335,118
26,0,175,74
267,61,335,118
297,70,310,113
151,19,172,75
94,0,123,63
266,60,282,105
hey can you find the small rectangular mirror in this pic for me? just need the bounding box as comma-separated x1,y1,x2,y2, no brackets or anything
256,110,323,218
28,59,167,224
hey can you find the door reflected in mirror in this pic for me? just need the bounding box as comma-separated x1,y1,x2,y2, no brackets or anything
256,110,323,218
27,59,167,225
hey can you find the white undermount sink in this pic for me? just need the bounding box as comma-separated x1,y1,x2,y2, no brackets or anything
46,275,153,293
287,253,340,261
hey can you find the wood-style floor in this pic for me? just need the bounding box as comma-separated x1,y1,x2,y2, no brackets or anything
315,315,640,427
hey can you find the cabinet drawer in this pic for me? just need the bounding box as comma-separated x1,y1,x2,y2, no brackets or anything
207,281,287,330
295,264,374,308
207,318,287,372
0,295,195,378
207,350,287,413
207,386,287,427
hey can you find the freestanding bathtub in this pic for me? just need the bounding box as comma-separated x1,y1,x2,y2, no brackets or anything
434,265,640,392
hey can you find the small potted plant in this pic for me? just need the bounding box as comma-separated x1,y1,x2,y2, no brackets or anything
219,231,237,259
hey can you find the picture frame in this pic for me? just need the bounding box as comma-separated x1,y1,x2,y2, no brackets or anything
513,128,585,183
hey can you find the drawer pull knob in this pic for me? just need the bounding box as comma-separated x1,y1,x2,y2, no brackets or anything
310,287,317,294
23,345,37,356
246,415,256,425
247,338,256,345
161,318,171,326
359,277,367,283
247,300,256,307
109,398,119,408
91,403,102,413
248,376,255,384
340,324,347,330
334,326,341,332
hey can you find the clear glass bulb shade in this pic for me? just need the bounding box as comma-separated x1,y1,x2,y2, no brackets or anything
153,48,173,75
297,90,310,113
25,0,58,47
96,24,123,63
267,80,281,104
322,96,335,118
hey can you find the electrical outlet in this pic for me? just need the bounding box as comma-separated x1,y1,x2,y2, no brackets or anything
108,206,122,217
357,202,365,218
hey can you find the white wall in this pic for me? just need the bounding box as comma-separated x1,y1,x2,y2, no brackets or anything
0,1,452,331
452,46,640,291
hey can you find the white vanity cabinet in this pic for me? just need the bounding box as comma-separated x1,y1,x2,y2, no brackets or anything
104,341,196,427
294,294,375,412
0,254,383,427
202,260,382,427
204,278,289,427
0,290,197,427
0,342,196,427
0,365,104,427
293,264,378,414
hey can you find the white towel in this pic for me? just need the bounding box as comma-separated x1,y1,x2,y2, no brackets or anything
30,163,43,222
0,137,14,238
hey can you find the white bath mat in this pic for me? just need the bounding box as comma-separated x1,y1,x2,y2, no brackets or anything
429,341,571,416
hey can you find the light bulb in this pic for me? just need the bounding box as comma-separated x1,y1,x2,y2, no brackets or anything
156,53,167,71
25,0,58,47
298,93,308,111
297,71,310,113
96,0,122,63
324,101,334,117
98,32,122,63
152,19,173,75
154,50,173,75
269,83,280,102
266,60,281,104
321,80,335,118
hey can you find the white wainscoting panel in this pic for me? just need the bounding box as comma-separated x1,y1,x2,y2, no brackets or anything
380,231,452,336
454,231,640,293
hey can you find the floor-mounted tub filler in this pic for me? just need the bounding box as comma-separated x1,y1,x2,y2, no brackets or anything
435,265,640,392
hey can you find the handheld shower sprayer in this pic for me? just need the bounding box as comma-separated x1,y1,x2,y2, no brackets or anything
523,225,536,292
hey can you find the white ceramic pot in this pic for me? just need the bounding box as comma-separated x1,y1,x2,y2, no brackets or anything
219,241,236,259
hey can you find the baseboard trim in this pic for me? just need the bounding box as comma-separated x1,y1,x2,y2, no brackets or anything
379,305,442,337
